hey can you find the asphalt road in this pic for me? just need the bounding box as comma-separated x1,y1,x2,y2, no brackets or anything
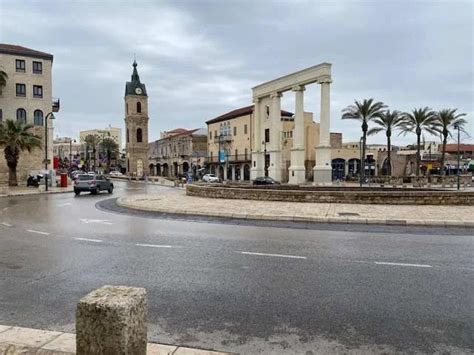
0,181,472,354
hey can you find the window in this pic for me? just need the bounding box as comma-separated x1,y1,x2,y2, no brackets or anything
33,110,43,126
244,124,248,134
33,85,43,98
126,129,129,143
15,59,25,72
0,109,2,122
16,108,26,124
137,102,141,113
136,128,142,142
209,131,212,140
126,103,128,115
266,105,270,118
16,84,26,97
233,126,237,136
265,128,270,143
32,61,42,74
235,149,238,157
214,130,217,139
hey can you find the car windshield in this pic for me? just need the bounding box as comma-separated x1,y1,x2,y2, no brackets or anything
78,175,94,181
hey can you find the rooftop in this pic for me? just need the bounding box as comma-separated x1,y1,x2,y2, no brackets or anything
206,105,293,125
0,43,54,61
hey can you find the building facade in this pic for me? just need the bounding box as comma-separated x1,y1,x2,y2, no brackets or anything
53,137,81,169
79,126,122,150
0,44,59,185
124,61,149,177
149,128,207,178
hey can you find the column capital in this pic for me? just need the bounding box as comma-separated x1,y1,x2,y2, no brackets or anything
270,92,283,99
317,76,332,85
292,85,305,92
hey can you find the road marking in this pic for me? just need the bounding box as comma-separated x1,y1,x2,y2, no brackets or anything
73,237,103,243
374,261,432,268
58,203,71,207
240,251,307,260
1,222,12,227
136,243,174,248
26,229,50,235
79,219,113,225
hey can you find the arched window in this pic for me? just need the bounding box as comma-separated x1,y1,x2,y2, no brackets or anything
16,108,26,124
136,128,143,143
34,110,43,126
137,102,141,113
126,103,129,115
126,128,130,143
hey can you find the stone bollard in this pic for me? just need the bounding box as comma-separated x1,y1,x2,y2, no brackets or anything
76,285,147,355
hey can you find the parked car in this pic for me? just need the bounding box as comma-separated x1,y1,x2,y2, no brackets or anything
202,174,220,183
109,171,123,177
74,174,114,195
253,176,280,185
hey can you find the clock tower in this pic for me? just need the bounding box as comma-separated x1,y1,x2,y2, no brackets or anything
124,60,149,177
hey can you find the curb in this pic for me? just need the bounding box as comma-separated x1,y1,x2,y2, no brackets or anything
116,197,474,229
0,188,73,198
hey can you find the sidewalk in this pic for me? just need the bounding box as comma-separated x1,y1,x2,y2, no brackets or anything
0,185,73,198
0,325,232,355
117,190,474,228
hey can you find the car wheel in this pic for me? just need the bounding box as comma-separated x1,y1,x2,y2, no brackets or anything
74,190,80,196
108,186,113,194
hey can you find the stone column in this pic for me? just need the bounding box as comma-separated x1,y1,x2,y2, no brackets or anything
251,98,264,180
289,85,306,184
231,165,236,181
223,162,228,181
314,78,332,185
269,92,283,181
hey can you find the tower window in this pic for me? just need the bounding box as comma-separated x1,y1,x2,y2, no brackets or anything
137,102,141,113
136,128,143,143
126,103,128,115
126,128,129,143
16,108,27,124
34,110,43,126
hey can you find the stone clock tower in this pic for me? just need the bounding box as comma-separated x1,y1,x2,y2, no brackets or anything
124,60,149,177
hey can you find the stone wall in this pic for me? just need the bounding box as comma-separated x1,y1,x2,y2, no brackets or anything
186,184,474,205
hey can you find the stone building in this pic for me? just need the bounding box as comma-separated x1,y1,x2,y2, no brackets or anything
148,128,207,178
80,126,122,150
124,61,149,177
0,44,59,185
53,137,81,168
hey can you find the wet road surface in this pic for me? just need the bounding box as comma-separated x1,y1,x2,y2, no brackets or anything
0,181,473,354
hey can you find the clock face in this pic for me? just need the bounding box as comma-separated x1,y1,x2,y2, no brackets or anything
135,87,142,95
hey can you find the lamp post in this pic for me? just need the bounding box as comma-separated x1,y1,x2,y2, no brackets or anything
44,112,55,191
454,123,460,190
262,140,268,177
69,138,76,170
359,137,364,187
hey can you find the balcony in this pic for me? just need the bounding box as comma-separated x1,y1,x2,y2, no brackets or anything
218,134,232,143
207,154,250,163
52,98,60,112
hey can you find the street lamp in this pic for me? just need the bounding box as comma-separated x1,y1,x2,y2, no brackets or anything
44,112,55,191
261,140,268,177
359,137,364,187
69,138,76,170
454,123,461,190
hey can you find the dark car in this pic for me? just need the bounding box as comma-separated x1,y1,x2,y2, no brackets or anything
253,176,280,185
74,174,114,195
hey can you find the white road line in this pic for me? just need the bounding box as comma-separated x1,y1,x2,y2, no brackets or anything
73,237,103,243
136,243,174,248
374,261,432,268
26,229,50,235
79,219,113,225
1,222,12,227
58,203,71,207
240,251,307,260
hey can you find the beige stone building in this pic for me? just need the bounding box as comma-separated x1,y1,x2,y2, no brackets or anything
0,44,59,185
79,126,122,150
148,128,207,178
124,61,149,177
53,137,81,168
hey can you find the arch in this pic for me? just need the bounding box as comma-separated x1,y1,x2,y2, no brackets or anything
243,164,250,180
331,158,345,180
182,161,190,173
218,166,224,180
136,128,142,143
149,163,155,176
210,165,216,175
381,158,391,176
348,158,360,177
227,165,233,180
162,163,169,177
126,128,130,143
137,101,141,113
156,164,161,176
235,165,241,180
33,110,43,126
16,108,26,124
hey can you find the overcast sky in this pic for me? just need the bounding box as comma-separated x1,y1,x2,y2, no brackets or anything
1,0,472,146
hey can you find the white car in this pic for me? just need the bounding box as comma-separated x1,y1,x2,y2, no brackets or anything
202,174,219,183
109,171,123,177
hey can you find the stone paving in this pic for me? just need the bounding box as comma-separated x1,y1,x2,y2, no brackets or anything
0,325,233,355
118,189,474,228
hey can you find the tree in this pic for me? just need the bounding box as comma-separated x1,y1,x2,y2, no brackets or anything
399,107,438,176
0,120,42,186
0,68,7,95
368,110,403,176
342,98,386,182
101,137,119,173
432,109,467,175
82,134,100,171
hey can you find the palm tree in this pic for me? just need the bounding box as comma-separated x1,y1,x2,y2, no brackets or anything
0,68,7,95
0,120,42,186
82,134,100,171
399,107,438,176
101,137,119,173
368,110,403,176
432,109,467,175
342,98,386,181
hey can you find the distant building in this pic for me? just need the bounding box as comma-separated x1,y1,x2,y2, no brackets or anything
0,43,60,185
79,126,122,150
148,128,207,178
53,137,81,169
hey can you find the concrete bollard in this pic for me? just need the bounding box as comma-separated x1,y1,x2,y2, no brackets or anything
76,285,147,355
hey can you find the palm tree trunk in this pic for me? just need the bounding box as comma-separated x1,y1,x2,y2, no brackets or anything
361,121,367,182
416,133,421,176
7,164,18,187
387,134,391,176
441,135,447,176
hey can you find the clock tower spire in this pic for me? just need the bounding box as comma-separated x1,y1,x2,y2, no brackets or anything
124,60,149,177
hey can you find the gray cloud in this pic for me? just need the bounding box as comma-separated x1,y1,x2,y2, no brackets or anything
1,0,472,145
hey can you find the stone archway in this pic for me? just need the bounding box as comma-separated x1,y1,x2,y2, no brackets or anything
156,164,162,176
182,161,190,173
331,158,345,180
218,166,224,180
348,158,360,177
149,163,155,176
162,163,169,177
243,164,250,181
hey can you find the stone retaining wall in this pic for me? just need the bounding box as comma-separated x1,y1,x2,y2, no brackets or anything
186,184,474,205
